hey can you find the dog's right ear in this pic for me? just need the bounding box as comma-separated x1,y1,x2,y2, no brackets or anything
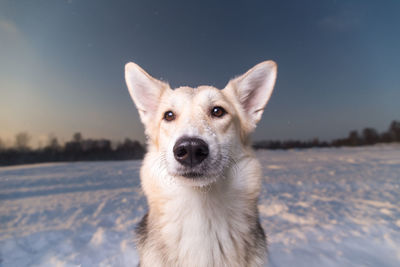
125,62,168,125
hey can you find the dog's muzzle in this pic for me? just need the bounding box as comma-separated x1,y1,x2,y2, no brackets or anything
173,137,209,168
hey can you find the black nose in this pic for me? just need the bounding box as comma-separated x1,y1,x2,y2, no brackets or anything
173,137,209,167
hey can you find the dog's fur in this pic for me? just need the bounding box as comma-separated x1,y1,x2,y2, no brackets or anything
125,60,277,267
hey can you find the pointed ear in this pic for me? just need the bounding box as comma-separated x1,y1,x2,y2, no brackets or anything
125,62,168,125
225,60,277,130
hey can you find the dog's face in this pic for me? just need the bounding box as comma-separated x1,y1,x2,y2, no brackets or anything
125,61,277,187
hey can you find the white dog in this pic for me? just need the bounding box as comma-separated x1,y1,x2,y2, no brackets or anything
125,60,277,267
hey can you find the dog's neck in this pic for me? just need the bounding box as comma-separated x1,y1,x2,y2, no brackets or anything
145,157,264,266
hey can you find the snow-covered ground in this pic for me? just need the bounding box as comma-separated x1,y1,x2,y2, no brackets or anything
0,145,399,266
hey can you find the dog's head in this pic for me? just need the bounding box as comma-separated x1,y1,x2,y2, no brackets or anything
125,61,277,187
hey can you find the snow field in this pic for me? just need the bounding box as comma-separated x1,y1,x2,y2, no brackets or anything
0,145,399,266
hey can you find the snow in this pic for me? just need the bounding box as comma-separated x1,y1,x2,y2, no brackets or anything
1,145,399,266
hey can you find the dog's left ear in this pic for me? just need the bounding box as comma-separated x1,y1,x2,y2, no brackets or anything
225,60,277,130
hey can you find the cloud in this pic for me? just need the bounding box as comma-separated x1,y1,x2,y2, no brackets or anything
0,18,35,71
318,9,363,32
0,18,43,148
0,19,19,34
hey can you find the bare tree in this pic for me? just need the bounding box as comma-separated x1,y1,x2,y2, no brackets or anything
0,137,4,151
15,132,31,151
46,134,61,151
348,130,360,146
362,128,379,145
389,120,400,141
73,132,83,143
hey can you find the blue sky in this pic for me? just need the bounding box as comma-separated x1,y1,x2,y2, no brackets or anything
1,0,399,147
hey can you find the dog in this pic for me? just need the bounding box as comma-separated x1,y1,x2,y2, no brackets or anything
125,60,277,267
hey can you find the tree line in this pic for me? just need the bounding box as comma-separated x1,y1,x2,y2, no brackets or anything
0,120,399,166
253,120,400,150
0,132,145,166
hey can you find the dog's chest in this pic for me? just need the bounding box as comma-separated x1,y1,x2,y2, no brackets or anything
159,192,251,266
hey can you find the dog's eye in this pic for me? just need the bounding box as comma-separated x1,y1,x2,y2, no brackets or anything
163,111,175,121
211,106,226,118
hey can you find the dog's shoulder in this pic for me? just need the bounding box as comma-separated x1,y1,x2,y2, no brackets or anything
135,212,149,246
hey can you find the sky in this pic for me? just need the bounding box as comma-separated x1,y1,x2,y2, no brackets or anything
1,0,399,147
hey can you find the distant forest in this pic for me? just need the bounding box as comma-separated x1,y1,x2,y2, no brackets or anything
0,133,145,166
253,120,400,150
0,120,399,166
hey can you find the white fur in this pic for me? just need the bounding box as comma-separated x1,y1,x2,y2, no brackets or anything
125,60,277,267
226,61,277,131
140,149,264,267
125,62,169,125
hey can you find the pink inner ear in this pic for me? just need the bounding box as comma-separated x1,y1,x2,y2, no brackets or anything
125,62,167,121
132,81,160,114
239,67,274,115
241,75,268,114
